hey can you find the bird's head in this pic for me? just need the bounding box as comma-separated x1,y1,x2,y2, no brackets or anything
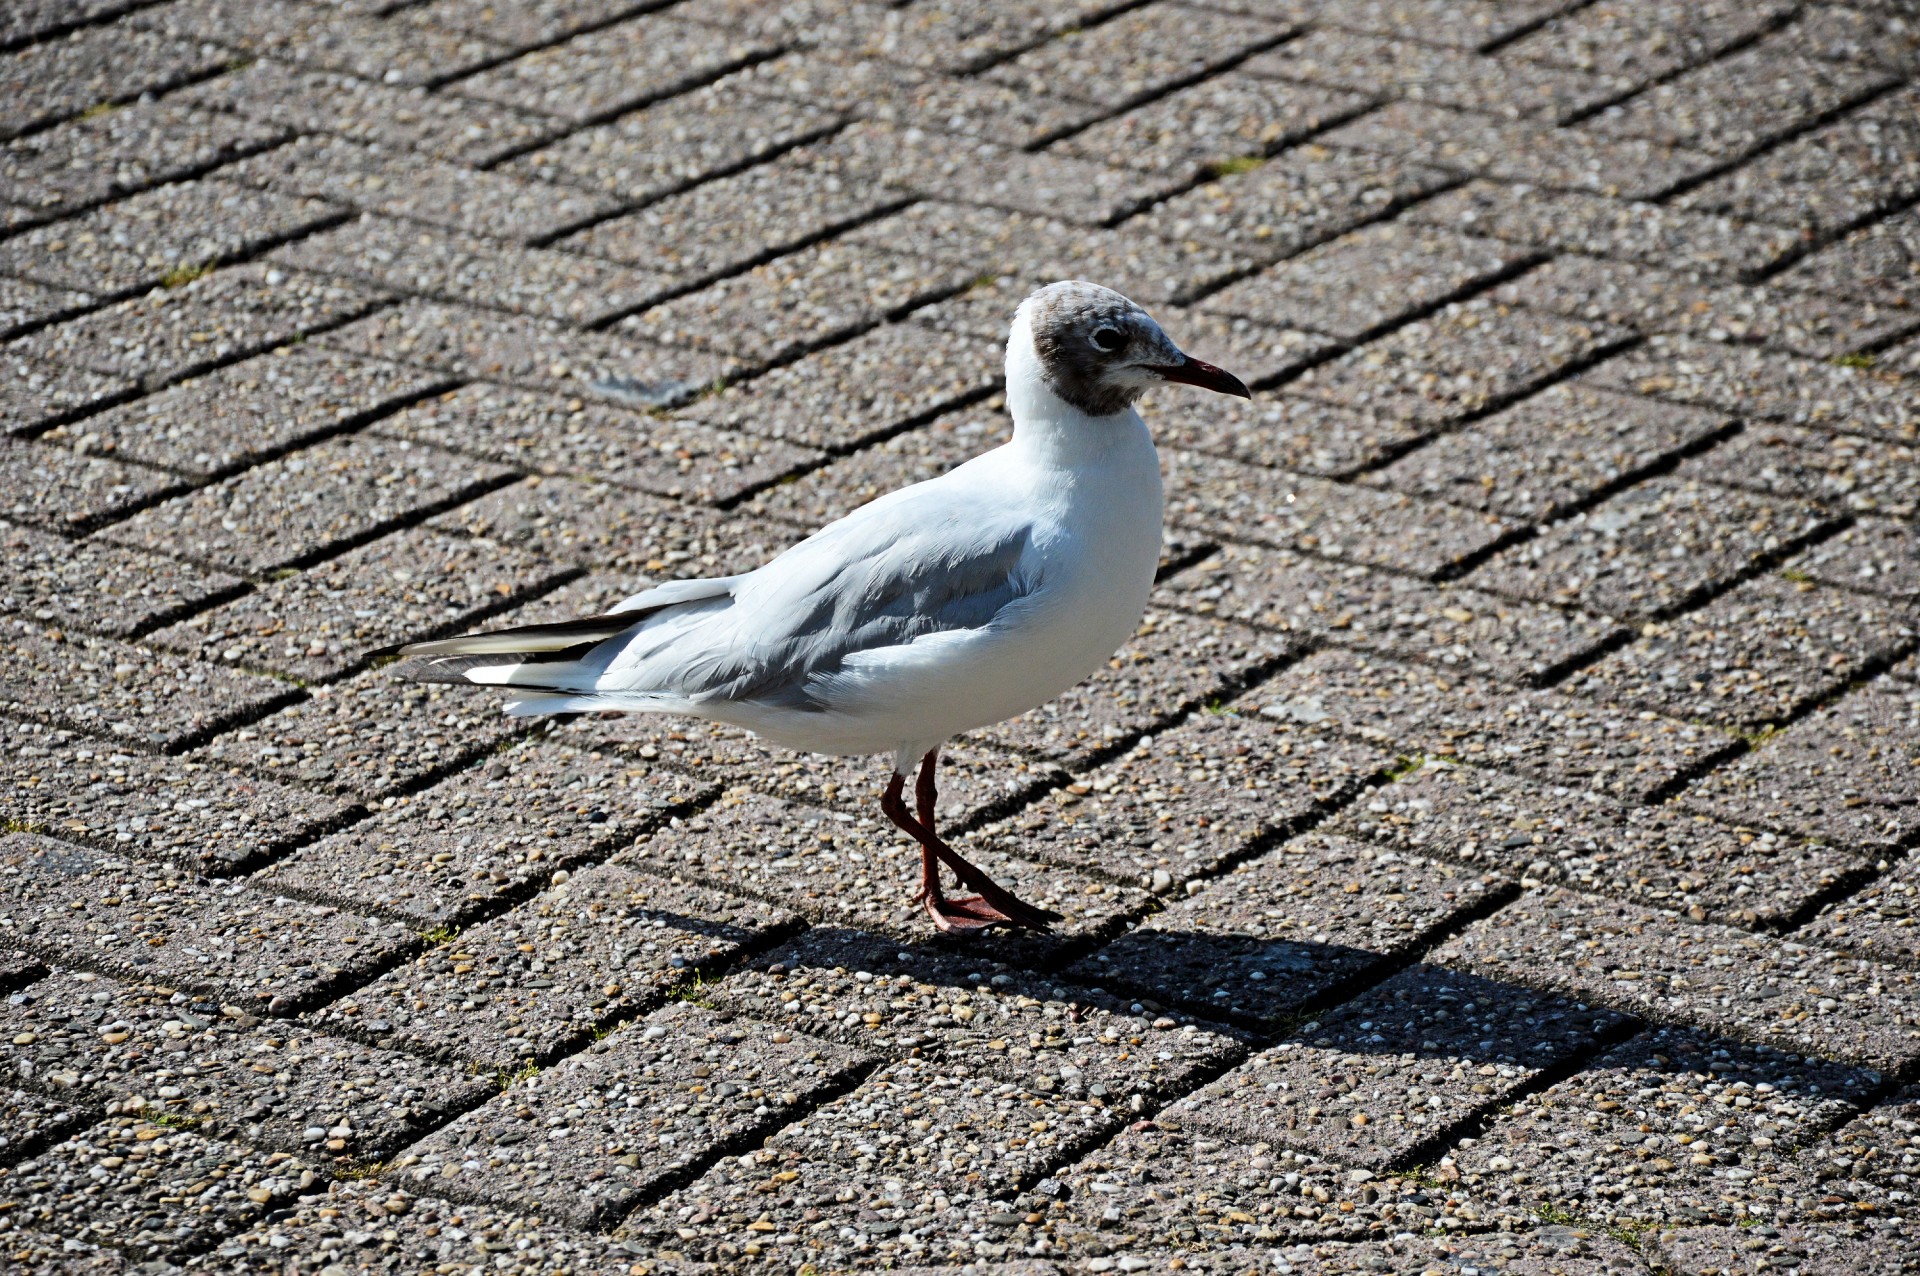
1013,280,1251,418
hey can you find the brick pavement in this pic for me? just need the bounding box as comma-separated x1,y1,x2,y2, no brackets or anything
1,1,1918,1272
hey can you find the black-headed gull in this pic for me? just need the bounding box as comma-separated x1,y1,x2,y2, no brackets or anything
381,281,1250,933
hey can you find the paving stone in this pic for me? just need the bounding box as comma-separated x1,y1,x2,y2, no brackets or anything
1201,223,1533,340
1679,424,1919,520
1034,1122,1521,1259
105,436,512,577
1795,4,1920,74
1287,300,1633,426
176,60,566,168
1136,144,1455,263
983,3,1285,109
0,969,489,1160
562,146,910,283
0,25,226,142
1434,887,1920,1074
174,1178,675,1274
1503,0,1795,83
710,925,1245,1087
2,719,356,874
187,663,526,805
1469,477,1837,618
619,789,1149,959
1133,1230,1653,1275
844,200,1254,308
0,616,296,754
130,0,509,86
1249,29,1616,122
1678,675,1920,855
0,437,185,535
223,135,620,245
1588,38,1894,159
747,0,1139,75
738,48,1099,150
0,180,345,301
0,352,138,440
430,476,798,582
315,298,736,407
1366,383,1728,522
499,73,843,202
1807,854,1920,967
0,1116,319,1260
1249,647,1740,802
1406,179,1804,279
625,241,973,368
1165,450,1512,580
571,717,1054,832
975,713,1393,890
973,605,1299,768
376,382,817,506
271,214,673,326
0,830,408,1006
1493,254,1917,358
678,323,999,454
1583,335,1919,444
0,1081,94,1165
623,1053,1137,1264
0,99,285,225
0,276,90,341
1654,1222,1919,1275
44,347,454,480
0,1226,133,1273
1782,1084,1920,1224
408,0,653,45
1775,207,1920,310
1058,69,1370,179
813,119,1187,227
1073,830,1505,1025
1329,759,1863,929
13,264,389,393
447,13,774,122
0,521,242,641
1569,574,1916,731
1678,86,1920,233
398,1002,870,1227
1162,962,1630,1168
259,742,711,927
1795,519,1920,601
1445,1025,1881,1226
143,525,571,684
1321,101,1716,200
1164,541,1626,685
1307,0,1587,51
1147,392,1440,487
2,0,150,47
306,862,798,1068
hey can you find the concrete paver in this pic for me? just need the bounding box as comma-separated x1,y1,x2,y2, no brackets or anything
3,1,1915,1263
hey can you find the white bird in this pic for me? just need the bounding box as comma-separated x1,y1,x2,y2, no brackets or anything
380,281,1250,933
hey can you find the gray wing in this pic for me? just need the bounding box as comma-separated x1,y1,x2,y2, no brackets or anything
605,486,1036,711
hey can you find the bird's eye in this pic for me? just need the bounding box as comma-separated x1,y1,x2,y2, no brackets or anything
1091,326,1125,352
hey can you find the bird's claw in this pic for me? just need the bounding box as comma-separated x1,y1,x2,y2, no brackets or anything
921,892,1013,933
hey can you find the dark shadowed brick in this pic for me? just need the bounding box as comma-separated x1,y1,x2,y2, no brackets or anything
1434,887,1920,1073
1074,831,1506,1026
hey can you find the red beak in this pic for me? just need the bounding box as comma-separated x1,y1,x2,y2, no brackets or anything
1150,355,1251,399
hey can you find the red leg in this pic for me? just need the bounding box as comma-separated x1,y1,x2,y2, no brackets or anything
879,751,1058,934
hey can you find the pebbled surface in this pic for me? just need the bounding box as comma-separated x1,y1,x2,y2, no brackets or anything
1,0,1916,1266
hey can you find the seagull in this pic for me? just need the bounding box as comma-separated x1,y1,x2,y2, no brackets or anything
380,281,1250,933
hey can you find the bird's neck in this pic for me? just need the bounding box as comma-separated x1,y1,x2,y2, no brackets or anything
1004,314,1153,470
